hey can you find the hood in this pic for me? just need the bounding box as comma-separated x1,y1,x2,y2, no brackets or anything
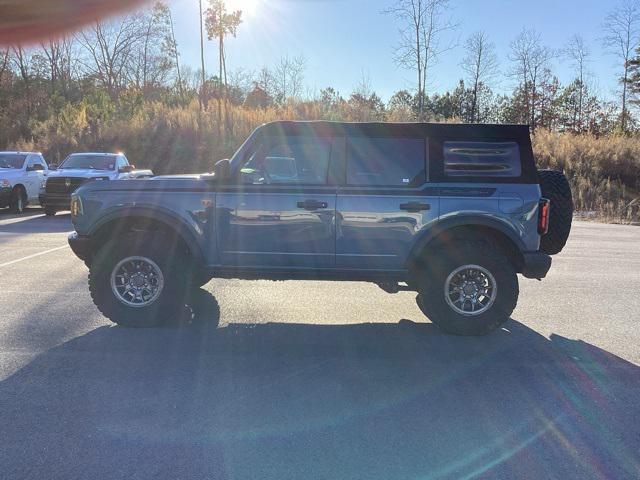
47,169,114,179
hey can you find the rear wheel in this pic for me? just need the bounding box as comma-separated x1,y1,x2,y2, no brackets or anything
416,240,518,336
538,169,573,255
44,206,57,216
8,187,26,214
89,236,197,327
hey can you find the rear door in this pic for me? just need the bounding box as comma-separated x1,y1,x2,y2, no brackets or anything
336,136,439,270
216,134,339,268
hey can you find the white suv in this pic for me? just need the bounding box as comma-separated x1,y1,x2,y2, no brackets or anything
0,152,49,214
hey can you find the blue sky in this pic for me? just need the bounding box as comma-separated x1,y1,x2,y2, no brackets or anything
168,0,621,101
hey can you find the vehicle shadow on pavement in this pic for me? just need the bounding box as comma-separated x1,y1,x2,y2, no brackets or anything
0,210,72,235
1,295,639,479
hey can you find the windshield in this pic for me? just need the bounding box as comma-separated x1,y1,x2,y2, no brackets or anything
0,153,26,169
59,154,117,170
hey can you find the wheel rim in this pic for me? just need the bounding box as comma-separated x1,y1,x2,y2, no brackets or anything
444,264,497,316
110,256,165,308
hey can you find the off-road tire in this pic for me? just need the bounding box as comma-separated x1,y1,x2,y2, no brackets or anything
538,169,573,255
89,235,196,328
44,206,57,216
8,187,26,214
188,288,221,326
416,240,519,336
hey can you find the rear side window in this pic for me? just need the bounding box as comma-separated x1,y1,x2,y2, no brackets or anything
443,141,521,177
347,137,425,186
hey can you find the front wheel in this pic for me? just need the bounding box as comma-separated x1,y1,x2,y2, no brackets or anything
89,236,196,327
416,240,519,336
44,206,57,216
8,187,26,214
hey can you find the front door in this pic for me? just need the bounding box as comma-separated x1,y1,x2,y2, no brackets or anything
216,134,338,269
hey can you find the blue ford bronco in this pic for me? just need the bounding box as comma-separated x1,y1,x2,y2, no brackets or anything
68,121,573,335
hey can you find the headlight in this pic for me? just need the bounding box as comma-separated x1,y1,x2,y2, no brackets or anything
0,179,10,188
70,195,83,217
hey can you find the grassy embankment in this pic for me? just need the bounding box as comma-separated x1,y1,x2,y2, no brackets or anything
12,100,640,223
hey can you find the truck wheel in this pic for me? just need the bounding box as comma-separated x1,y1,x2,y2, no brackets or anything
538,169,573,255
89,236,195,328
8,187,26,214
416,240,519,336
44,207,57,216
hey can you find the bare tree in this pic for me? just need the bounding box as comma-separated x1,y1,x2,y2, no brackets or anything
198,0,206,110
11,46,31,88
76,15,145,97
563,34,591,131
40,36,77,96
273,54,306,104
602,0,640,132
0,48,9,80
255,66,275,97
167,6,184,98
461,31,498,122
509,29,554,130
130,2,176,94
385,0,456,120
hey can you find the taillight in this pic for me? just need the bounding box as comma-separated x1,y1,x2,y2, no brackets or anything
538,198,550,235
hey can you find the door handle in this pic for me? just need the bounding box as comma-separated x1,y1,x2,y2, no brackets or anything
399,202,431,212
297,200,328,210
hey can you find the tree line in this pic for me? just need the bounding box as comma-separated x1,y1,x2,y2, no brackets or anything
3,0,640,149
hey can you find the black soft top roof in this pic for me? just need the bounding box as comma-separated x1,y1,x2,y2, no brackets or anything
258,121,531,140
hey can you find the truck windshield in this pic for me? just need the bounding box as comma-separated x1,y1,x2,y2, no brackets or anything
60,155,117,170
0,153,26,169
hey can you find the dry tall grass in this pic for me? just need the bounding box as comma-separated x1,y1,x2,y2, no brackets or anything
13,101,640,223
533,130,640,223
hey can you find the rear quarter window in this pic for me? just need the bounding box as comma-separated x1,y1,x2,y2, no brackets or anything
443,141,521,178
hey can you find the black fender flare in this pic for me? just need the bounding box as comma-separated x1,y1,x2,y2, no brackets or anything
406,215,526,269
88,206,205,263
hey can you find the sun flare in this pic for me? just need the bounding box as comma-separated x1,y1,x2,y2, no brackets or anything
226,0,261,17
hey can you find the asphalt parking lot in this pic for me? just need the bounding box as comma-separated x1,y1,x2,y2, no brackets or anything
0,210,639,480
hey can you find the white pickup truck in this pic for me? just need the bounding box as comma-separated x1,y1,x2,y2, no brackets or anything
40,152,153,216
0,151,49,214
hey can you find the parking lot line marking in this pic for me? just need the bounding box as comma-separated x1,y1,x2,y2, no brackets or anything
0,246,68,268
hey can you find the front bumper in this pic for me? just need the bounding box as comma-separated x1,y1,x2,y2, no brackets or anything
40,193,71,210
68,232,91,262
0,187,11,208
521,252,552,279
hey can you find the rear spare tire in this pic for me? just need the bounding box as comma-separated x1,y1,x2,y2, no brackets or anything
538,169,573,255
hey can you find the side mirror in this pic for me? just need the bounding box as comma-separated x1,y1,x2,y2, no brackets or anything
49,164,58,170
118,165,134,173
214,159,230,181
